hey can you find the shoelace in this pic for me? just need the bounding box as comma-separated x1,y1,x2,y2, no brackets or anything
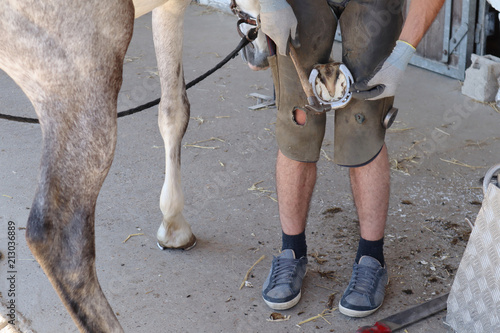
270,257,298,286
350,264,378,295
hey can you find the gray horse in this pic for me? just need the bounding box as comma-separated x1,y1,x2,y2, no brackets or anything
0,0,268,331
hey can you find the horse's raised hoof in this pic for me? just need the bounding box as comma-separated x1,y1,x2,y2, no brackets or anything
157,234,197,251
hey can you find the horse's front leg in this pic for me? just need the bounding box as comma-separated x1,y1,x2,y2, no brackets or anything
152,0,196,250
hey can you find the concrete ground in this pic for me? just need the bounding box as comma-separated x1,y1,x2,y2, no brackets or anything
1,3,500,332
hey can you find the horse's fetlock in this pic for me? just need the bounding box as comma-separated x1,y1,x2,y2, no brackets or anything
25,207,49,251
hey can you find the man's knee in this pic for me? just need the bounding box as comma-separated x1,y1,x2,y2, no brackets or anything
293,108,306,126
333,98,396,167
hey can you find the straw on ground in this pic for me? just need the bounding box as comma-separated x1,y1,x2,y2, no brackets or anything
239,255,265,290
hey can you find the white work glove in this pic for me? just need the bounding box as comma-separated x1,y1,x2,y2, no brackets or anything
258,0,300,56
351,40,416,100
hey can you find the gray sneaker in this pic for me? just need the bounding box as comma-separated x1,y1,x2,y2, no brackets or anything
262,249,307,310
339,256,388,317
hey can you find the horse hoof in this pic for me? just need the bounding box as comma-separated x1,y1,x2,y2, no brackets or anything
157,234,197,251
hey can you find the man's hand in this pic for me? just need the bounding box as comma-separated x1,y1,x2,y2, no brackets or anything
259,0,300,56
351,40,416,100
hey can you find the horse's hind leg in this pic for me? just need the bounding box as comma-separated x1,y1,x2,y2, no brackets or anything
0,1,134,331
152,0,196,250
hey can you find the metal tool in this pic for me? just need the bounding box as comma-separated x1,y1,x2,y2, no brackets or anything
248,93,275,110
288,44,353,113
356,293,449,333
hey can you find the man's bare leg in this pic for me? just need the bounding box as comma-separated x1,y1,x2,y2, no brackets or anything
350,144,390,241
276,150,316,236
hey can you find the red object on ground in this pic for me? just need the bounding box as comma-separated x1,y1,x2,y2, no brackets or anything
356,322,393,333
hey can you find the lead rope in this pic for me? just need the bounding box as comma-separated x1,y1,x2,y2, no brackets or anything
0,27,258,124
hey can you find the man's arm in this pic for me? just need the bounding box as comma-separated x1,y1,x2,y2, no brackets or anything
400,0,446,47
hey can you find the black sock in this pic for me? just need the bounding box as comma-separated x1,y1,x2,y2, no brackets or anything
282,231,307,259
355,237,385,266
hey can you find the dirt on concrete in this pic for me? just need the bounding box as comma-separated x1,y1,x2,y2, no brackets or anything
1,3,500,333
